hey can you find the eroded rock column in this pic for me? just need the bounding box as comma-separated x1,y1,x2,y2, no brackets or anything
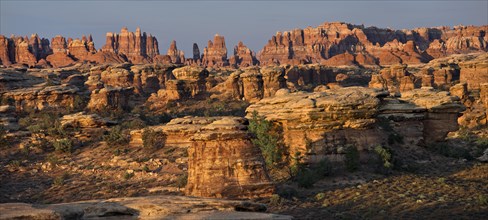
186,117,274,199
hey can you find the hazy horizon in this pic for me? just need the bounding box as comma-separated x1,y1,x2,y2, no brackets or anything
1,0,487,56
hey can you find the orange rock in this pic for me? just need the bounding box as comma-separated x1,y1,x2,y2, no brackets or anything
202,34,229,67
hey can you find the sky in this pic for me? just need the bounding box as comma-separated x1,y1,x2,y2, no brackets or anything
1,0,487,56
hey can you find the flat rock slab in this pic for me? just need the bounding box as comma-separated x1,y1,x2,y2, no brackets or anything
0,195,293,220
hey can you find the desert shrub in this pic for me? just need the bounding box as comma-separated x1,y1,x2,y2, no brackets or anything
71,95,88,112
373,145,394,174
315,192,326,201
23,111,66,137
47,120,67,138
248,111,282,168
1,96,14,105
296,168,318,188
139,112,172,125
388,133,404,145
269,194,282,206
374,145,393,169
288,152,304,177
290,156,332,188
121,118,146,130
123,171,134,180
277,186,298,199
142,165,150,172
103,126,129,147
314,158,333,177
52,138,73,154
475,137,488,149
458,129,474,142
52,172,69,186
142,128,166,149
0,125,6,147
344,145,360,172
378,118,404,145
478,194,488,206
431,143,472,160
18,116,35,129
176,173,188,190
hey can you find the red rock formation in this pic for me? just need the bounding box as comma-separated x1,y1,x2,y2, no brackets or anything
87,87,133,112
67,35,96,61
240,67,263,103
166,40,185,64
12,36,38,67
247,87,464,162
369,65,416,93
193,43,200,60
101,27,159,64
186,117,274,198
0,35,12,66
202,34,229,67
46,36,75,68
229,41,258,67
258,22,487,67
459,55,488,90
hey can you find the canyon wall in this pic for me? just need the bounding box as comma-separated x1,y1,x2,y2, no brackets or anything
1,22,486,68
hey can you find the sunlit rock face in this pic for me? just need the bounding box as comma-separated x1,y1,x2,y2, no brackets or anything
247,87,464,163
258,22,487,66
128,116,274,199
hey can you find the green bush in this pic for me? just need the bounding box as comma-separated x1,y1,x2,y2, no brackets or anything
478,194,488,206
475,137,488,148
248,111,282,168
71,95,88,112
52,138,73,153
121,118,146,130
52,172,69,186
277,186,298,199
289,152,304,177
315,158,333,177
176,173,188,190
103,126,129,147
374,145,393,169
388,133,404,145
123,171,134,180
269,194,282,206
431,143,472,160
296,168,318,188
315,192,326,201
22,111,66,137
142,128,166,149
344,145,360,172
0,125,6,147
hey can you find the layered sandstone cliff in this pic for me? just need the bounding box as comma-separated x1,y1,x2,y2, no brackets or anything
258,22,487,66
101,27,160,64
246,87,464,162
129,116,274,199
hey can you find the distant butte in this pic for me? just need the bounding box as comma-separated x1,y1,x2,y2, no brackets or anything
0,22,487,68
